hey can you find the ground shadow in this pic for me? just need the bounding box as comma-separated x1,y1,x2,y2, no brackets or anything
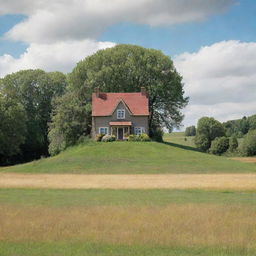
162,141,203,153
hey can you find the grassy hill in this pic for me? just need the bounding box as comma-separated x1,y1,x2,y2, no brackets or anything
1,133,255,174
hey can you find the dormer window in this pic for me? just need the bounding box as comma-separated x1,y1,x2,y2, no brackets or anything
117,109,125,119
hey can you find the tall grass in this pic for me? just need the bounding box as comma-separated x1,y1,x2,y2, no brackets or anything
1,204,255,248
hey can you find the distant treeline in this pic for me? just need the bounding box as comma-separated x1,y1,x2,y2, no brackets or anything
222,115,256,137
185,115,256,156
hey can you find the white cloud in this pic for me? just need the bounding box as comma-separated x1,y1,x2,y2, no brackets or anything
2,0,236,43
174,40,256,127
0,40,115,77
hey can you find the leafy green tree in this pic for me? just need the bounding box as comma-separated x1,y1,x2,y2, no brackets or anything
48,92,90,155
240,130,256,156
195,117,225,152
0,96,27,164
209,137,229,155
248,115,256,131
229,136,238,152
185,125,196,136
68,44,188,133
0,70,67,161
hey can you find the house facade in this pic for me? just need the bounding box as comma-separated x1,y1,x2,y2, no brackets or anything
91,88,149,140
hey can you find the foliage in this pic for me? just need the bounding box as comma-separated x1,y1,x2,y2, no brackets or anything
95,134,105,142
209,137,229,155
195,117,225,152
185,125,196,136
229,136,238,152
128,133,150,142
48,92,89,155
240,130,256,156
194,134,210,152
151,128,164,142
0,70,67,163
101,135,116,142
0,96,27,164
66,44,188,137
223,115,256,137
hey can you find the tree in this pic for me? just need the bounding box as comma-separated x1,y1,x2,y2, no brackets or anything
185,125,196,136
240,130,256,156
195,117,225,152
0,70,67,162
229,136,238,152
209,137,229,155
0,96,27,165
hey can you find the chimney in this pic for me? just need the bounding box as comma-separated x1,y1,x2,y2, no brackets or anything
95,87,100,98
141,87,146,96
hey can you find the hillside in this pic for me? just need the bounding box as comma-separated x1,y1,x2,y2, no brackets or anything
1,134,255,174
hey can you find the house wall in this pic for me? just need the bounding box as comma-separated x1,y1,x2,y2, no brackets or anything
93,101,148,136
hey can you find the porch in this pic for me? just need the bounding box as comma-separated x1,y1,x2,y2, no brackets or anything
109,121,132,140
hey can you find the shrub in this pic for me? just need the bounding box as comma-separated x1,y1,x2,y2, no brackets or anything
240,130,256,156
194,134,210,152
229,136,238,152
209,137,229,155
101,135,116,142
95,133,105,142
128,133,150,142
151,128,163,142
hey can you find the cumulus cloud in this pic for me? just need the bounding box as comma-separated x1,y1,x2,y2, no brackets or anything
0,40,115,77
174,40,256,127
2,0,236,43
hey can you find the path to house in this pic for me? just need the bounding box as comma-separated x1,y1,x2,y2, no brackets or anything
0,173,256,190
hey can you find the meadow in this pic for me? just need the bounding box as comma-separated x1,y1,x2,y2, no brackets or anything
0,133,256,256
0,133,255,174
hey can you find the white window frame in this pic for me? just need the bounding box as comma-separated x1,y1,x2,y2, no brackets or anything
134,127,145,135
99,127,108,135
117,109,125,119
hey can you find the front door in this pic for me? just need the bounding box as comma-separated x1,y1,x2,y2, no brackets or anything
118,128,123,140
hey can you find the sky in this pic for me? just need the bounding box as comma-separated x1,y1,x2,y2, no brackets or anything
0,0,256,128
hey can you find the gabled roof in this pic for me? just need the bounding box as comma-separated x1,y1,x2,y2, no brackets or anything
92,92,149,116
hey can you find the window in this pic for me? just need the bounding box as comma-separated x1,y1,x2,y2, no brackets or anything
99,127,108,134
117,109,125,119
134,127,144,135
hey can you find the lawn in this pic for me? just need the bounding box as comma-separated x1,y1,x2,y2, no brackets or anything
0,188,256,256
1,135,255,174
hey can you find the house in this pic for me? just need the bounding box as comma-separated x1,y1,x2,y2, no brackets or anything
91,87,149,140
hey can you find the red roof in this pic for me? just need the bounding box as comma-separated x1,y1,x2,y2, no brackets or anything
109,121,132,126
92,92,149,116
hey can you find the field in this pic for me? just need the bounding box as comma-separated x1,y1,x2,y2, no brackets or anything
0,133,256,256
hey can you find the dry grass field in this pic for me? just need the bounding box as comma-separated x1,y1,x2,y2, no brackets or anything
0,204,255,249
0,173,256,190
231,157,256,163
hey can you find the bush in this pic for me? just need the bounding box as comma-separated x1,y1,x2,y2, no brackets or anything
209,137,229,155
240,130,256,156
95,133,105,142
185,126,196,136
229,136,238,152
128,133,150,142
101,135,116,142
151,128,163,142
194,134,210,152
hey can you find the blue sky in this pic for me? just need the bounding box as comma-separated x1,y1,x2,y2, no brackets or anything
0,0,255,127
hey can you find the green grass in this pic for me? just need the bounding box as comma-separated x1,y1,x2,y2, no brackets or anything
1,136,255,174
1,188,256,207
1,241,255,256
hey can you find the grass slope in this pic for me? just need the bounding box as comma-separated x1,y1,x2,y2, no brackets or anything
1,134,256,173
